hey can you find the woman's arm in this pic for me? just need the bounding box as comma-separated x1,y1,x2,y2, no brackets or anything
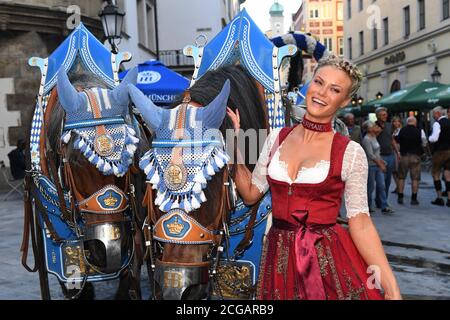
226,107,267,206
343,143,401,299
233,157,265,206
349,215,401,300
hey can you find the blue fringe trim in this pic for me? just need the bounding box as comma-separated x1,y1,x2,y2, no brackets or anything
61,124,138,177
139,145,230,213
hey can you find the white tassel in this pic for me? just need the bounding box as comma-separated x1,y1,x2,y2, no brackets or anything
96,158,104,169
127,144,137,155
214,155,225,168
62,132,71,144
104,162,111,172
149,169,160,185
88,153,96,162
193,182,202,193
159,196,171,211
112,164,120,176
206,162,215,175
144,164,152,175
129,135,139,144
127,127,136,136
78,139,85,149
191,196,200,210
155,191,165,206
171,197,180,210
194,173,207,184
199,191,206,202
183,197,192,212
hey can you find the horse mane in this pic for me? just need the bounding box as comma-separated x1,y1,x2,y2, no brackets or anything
287,51,304,92
177,65,269,172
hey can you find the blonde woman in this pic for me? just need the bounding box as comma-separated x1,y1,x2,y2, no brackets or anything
227,55,401,300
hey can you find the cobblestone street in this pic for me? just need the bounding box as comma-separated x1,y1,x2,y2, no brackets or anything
0,172,449,300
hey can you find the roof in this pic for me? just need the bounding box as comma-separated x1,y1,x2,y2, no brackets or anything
269,1,284,16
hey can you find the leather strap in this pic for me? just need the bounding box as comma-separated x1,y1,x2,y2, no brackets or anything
84,90,107,136
40,87,59,178
77,185,129,214
21,174,39,272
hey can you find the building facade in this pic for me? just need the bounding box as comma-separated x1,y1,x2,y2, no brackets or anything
0,0,105,176
115,0,158,69
156,0,241,76
344,0,450,102
293,0,345,82
269,1,285,37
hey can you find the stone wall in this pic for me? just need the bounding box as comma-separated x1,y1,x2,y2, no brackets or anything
0,0,104,190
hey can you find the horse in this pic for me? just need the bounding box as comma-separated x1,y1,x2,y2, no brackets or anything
22,62,151,300
128,64,269,300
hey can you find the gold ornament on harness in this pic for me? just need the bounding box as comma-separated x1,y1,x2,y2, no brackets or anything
104,192,118,207
94,133,114,157
164,163,187,191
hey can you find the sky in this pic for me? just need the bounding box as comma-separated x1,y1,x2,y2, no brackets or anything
240,0,302,34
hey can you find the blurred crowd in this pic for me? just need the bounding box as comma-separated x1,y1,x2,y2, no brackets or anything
341,106,450,214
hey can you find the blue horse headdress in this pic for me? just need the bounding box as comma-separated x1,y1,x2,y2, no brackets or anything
128,80,231,213
58,68,140,177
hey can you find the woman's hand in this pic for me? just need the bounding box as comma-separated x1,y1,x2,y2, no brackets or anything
226,107,240,131
384,291,402,300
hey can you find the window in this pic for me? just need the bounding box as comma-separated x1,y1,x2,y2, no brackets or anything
404,6,410,38
372,24,378,50
347,0,352,19
337,2,344,20
339,38,344,56
137,0,157,52
444,0,450,20
310,8,319,19
359,31,364,56
418,0,425,30
348,37,353,59
324,37,333,51
323,3,332,19
359,0,363,11
383,17,389,45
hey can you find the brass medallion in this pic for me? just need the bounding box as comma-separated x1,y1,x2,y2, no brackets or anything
94,134,114,157
164,163,187,191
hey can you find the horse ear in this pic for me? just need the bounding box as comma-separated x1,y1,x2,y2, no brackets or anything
197,79,230,128
127,83,163,132
110,67,138,107
56,68,86,113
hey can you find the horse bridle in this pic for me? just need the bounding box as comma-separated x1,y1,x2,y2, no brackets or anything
142,92,234,299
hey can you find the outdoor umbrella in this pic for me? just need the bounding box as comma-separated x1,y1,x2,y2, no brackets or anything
119,60,189,106
405,83,450,110
361,81,445,114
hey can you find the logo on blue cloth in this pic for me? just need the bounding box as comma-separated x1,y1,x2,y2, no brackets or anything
139,71,161,84
97,189,122,210
163,214,191,239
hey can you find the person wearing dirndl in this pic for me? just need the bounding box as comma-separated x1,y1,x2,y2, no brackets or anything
227,55,401,300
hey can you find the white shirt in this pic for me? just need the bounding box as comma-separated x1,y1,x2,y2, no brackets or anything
429,116,447,143
251,128,370,219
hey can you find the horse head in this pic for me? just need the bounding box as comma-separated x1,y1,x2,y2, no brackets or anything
129,65,268,299
49,66,140,275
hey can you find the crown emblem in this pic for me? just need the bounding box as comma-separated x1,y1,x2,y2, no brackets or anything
103,192,118,207
166,216,184,235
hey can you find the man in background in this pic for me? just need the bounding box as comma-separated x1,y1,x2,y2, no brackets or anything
395,117,427,205
429,106,450,207
343,112,362,144
7,138,26,180
375,107,400,205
